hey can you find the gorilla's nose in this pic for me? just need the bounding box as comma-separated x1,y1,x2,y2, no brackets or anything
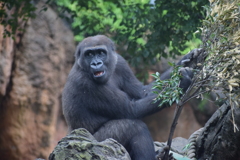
91,61,103,69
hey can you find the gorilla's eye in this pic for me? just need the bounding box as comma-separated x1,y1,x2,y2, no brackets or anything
86,52,94,57
98,50,106,56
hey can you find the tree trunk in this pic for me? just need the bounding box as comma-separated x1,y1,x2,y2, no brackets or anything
196,104,240,160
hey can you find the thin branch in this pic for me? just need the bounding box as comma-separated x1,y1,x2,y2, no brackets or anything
182,90,210,105
230,93,237,133
163,103,184,160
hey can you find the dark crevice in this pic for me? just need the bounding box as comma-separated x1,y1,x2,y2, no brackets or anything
0,21,27,113
0,42,17,112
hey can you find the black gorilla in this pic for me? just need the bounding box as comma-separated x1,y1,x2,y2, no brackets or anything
62,35,193,160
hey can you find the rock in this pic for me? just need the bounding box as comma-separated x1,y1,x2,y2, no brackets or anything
49,128,131,160
0,25,14,97
0,1,75,160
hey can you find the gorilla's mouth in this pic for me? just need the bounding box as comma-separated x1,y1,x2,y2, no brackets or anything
94,71,105,77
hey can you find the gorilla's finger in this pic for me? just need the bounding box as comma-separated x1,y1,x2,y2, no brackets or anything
178,48,204,68
192,48,204,58
180,59,190,66
179,67,193,79
179,67,193,91
183,67,193,78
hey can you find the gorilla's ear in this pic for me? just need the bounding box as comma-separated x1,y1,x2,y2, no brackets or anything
110,42,116,51
74,44,81,59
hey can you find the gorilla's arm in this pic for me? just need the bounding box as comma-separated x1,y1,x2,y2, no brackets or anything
86,84,164,119
93,55,193,119
114,54,193,99
114,55,147,99
157,67,193,92
148,49,201,93
159,48,202,81
115,49,198,99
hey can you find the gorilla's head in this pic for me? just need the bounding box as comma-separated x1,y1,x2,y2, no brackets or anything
75,35,118,84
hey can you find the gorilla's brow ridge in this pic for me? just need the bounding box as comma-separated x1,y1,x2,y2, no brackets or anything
83,45,107,53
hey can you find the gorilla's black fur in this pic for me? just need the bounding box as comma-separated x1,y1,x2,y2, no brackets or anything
62,35,193,160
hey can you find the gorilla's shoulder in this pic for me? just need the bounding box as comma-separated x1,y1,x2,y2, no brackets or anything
116,54,130,68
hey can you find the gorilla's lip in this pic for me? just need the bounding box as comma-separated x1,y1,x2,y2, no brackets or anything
94,71,105,77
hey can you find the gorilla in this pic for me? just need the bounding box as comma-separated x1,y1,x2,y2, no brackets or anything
62,35,194,160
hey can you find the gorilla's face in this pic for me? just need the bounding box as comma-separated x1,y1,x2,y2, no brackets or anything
75,35,117,84
82,45,108,83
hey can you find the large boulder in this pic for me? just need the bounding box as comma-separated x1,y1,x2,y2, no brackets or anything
49,128,131,160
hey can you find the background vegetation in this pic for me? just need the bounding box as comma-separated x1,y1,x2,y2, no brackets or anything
1,0,209,66
56,0,208,66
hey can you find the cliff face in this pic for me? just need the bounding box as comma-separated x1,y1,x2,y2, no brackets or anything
0,2,75,160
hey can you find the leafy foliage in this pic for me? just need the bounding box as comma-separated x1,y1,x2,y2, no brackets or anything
152,63,183,107
1,0,208,69
152,0,240,115
199,0,240,99
191,0,240,107
56,0,209,66
195,0,240,131
0,0,40,38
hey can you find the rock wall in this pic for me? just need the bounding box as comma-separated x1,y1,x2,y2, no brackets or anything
0,2,75,160
0,26,14,97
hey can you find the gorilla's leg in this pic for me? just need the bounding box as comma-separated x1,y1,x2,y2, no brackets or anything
93,119,156,160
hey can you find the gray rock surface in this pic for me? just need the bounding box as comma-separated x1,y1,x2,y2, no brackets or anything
49,128,131,160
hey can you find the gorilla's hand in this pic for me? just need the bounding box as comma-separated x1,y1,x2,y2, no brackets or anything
177,48,205,68
179,67,193,92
